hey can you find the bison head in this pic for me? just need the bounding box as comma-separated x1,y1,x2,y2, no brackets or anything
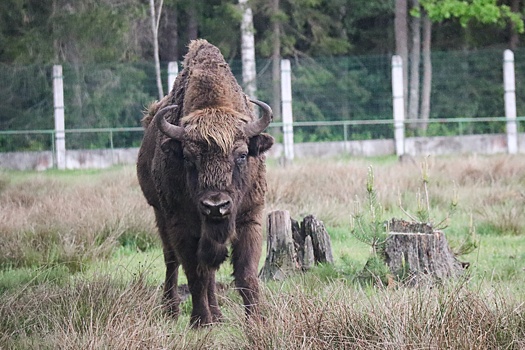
153,100,274,267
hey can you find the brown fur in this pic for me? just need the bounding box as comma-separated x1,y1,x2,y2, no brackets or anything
182,107,250,154
136,39,273,328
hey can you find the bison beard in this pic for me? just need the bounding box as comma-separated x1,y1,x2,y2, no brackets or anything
137,39,273,328
198,220,232,268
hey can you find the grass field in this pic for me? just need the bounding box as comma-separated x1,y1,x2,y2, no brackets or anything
1,154,524,348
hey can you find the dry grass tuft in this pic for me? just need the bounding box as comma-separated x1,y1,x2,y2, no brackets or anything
244,277,525,349
3,270,523,349
1,272,179,349
267,155,525,235
0,167,156,270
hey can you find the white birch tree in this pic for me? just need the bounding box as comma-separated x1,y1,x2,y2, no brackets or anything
150,0,164,99
239,0,257,99
408,0,421,131
395,0,409,118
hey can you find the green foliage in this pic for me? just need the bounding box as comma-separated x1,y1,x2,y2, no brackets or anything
349,166,393,286
350,166,387,256
290,55,393,141
452,214,479,257
400,158,459,230
0,228,87,273
0,0,147,64
417,0,524,33
355,254,391,286
62,62,153,149
0,265,70,295
476,195,525,236
118,230,159,252
254,0,352,57
0,0,524,148
197,1,244,60
0,64,53,131
430,49,506,123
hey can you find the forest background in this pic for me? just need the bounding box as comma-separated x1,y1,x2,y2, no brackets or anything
1,0,525,151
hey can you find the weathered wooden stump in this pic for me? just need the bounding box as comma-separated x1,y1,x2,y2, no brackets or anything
383,218,467,285
259,210,333,281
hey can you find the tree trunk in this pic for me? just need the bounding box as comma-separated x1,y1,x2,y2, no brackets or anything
186,2,198,41
510,0,520,50
302,215,334,264
408,0,421,131
239,0,257,99
395,0,409,117
259,211,333,281
383,219,467,286
160,6,178,62
149,0,164,99
420,12,432,133
271,0,281,121
259,210,298,281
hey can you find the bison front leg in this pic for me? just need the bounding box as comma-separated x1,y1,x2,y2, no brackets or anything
178,237,217,328
232,215,264,319
184,265,217,327
207,272,223,323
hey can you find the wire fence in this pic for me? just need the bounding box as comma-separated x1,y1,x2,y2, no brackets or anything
1,116,523,154
1,48,524,153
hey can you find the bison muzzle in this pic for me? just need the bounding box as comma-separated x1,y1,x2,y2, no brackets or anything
137,39,274,328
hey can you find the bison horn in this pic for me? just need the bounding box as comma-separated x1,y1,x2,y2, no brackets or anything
244,99,273,137
154,105,185,140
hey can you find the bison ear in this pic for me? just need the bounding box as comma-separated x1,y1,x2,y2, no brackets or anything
248,133,274,156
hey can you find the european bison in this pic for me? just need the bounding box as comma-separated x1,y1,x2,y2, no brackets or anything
137,39,274,327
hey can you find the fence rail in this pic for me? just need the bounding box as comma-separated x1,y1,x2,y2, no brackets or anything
1,116,523,152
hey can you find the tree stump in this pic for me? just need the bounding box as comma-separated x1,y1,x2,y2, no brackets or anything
259,210,299,281
259,210,333,281
383,218,467,285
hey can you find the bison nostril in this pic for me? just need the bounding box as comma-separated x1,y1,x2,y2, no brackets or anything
218,201,231,215
201,198,231,217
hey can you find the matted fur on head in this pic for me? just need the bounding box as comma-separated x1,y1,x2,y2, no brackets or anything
181,107,251,153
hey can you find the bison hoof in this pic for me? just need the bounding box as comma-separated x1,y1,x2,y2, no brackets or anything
163,301,180,319
211,310,223,323
190,315,214,329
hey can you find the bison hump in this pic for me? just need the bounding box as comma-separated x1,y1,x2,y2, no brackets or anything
185,68,241,111
182,40,248,114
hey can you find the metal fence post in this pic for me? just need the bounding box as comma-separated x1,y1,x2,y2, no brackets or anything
281,59,294,164
53,65,66,169
167,62,178,93
392,55,405,157
109,129,114,165
503,49,518,154
343,123,348,153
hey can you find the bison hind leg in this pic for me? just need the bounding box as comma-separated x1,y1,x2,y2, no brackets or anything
197,237,229,268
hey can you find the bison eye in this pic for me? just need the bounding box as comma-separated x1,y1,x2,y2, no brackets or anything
235,153,247,165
